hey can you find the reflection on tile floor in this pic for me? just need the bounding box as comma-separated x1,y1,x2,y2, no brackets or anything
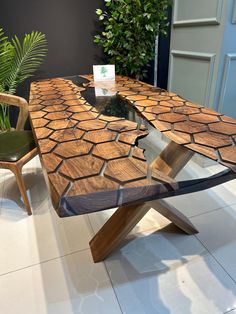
0,155,236,313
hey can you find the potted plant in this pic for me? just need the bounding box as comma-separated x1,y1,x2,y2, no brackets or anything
95,0,171,80
0,27,47,132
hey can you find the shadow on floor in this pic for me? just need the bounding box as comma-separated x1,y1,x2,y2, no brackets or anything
1,167,49,218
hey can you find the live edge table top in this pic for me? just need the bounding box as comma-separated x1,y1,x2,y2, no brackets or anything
29,75,236,217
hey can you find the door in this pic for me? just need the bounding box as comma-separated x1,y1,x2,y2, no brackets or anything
168,0,227,108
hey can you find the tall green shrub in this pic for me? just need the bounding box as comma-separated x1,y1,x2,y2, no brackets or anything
95,0,171,79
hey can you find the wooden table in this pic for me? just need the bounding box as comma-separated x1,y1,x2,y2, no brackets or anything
29,75,236,262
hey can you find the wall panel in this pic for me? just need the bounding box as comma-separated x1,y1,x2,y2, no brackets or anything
169,50,215,105
173,0,223,26
218,54,236,116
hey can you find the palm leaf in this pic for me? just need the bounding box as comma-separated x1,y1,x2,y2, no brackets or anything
0,27,7,54
5,31,47,92
0,28,47,131
0,28,14,90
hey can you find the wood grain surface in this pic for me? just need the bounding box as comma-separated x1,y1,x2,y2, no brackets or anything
29,75,236,217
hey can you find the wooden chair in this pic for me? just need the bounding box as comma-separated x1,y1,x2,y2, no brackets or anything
0,93,38,215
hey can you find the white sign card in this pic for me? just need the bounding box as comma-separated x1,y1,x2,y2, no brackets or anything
93,64,115,81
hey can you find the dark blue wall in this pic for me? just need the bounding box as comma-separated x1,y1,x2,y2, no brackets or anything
1,0,171,126
1,0,104,127
1,0,104,81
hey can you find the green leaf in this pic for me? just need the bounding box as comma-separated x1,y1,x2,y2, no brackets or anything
0,27,47,131
94,0,171,79
96,9,103,15
5,31,47,91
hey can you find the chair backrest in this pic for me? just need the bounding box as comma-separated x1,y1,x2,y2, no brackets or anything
0,93,29,131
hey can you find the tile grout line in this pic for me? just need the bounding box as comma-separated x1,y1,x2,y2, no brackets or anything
188,201,236,219
0,247,90,278
193,234,236,285
103,262,124,314
224,308,236,314
86,214,124,314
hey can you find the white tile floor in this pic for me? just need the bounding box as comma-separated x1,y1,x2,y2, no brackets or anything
0,155,236,314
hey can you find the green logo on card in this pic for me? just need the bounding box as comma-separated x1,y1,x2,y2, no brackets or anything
100,66,108,77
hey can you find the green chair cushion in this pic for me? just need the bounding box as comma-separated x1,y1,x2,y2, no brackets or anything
0,130,36,162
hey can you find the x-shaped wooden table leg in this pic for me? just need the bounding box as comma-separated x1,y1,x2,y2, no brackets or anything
90,141,198,263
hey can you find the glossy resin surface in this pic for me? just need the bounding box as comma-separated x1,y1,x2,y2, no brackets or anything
29,75,236,217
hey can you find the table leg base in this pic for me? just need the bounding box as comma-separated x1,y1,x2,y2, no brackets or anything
90,141,198,263
151,199,198,235
89,202,151,263
89,199,198,263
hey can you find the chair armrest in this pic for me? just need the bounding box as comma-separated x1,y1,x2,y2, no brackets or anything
0,92,29,131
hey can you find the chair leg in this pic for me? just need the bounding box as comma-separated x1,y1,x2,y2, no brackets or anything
11,165,32,216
